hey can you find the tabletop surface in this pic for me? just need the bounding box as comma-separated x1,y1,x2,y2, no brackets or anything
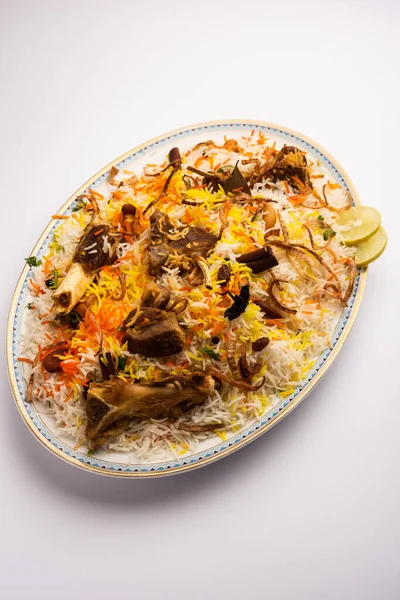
1,1,399,599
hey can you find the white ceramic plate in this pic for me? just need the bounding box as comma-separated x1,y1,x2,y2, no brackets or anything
7,120,366,477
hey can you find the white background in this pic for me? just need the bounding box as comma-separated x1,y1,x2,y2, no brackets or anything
1,1,399,598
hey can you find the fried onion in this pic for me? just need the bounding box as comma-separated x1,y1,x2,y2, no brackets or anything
322,185,353,213
169,297,189,315
207,367,265,391
114,271,127,301
303,222,331,251
268,240,343,299
267,279,297,314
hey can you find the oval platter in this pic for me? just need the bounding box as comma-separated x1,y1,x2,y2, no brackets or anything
7,120,366,477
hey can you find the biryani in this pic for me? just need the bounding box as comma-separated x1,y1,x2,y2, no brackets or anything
19,132,357,460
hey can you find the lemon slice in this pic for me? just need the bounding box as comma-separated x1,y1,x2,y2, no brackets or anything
354,227,387,267
336,206,381,245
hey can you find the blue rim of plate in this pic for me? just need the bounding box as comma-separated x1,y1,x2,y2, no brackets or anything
6,120,366,477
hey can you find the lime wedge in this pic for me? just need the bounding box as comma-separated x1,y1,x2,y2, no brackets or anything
336,206,381,245
354,227,387,267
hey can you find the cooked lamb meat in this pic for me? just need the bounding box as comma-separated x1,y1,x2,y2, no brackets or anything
85,373,215,442
149,210,218,275
141,281,170,309
88,418,131,449
249,145,312,190
73,224,115,273
122,307,185,357
53,198,117,315
184,227,218,257
149,244,170,274
269,145,312,189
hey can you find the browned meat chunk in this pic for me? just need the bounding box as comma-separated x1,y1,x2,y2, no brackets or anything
184,227,219,257
53,199,117,314
149,210,217,275
122,307,185,357
149,244,171,274
73,224,115,273
141,281,170,309
270,145,311,189
85,373,215,442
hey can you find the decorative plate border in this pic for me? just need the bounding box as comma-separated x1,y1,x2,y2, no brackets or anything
6,120,367,477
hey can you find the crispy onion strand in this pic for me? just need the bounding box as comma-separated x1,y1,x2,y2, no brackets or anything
267,278,297,314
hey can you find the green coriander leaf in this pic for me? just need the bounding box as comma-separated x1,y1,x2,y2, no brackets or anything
323,228,336,241
118,356,127,371
25,257,42,267
72,200,87,212
202,347,221,361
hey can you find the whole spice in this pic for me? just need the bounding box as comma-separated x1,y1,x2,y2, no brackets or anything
253,299,282,319
224,283,250,321
187,162,251,196
187,166,221,192
120,203,140,240
121,203,137,216
168,147,182,167
222,163,251,196
237,246,278,274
